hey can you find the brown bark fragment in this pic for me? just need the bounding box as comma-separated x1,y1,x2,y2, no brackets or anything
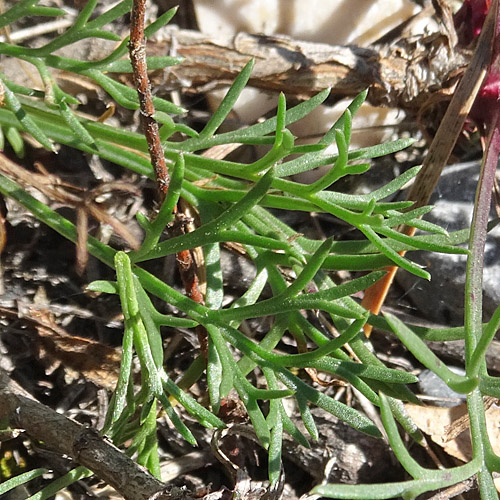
140,27,468,110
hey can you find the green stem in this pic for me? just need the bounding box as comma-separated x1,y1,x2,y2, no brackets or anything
464,114,500,481
465,124,499,362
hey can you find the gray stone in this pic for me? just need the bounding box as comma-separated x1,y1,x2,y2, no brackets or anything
395,161,500,326
418,368,467,406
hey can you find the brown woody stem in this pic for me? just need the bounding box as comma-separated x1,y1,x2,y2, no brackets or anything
129,0,206,353
129,0,170,196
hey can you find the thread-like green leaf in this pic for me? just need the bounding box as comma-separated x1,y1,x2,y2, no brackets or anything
268,400,283,486
0,469,47,495
320,90,366,145
469,303,500,376
384,313,477,394
58,99,96,148
5,126,24,157
217,271,385,322
104,56,183,73
161,370,225,429
360,225,430,280
0,77,55,151
200,59,254,138
157,392,197,446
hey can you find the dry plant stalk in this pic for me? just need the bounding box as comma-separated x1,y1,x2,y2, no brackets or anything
425,477,476,500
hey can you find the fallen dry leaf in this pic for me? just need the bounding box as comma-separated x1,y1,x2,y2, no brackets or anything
405,400,500,463
30,308,121,390
0,306,121,390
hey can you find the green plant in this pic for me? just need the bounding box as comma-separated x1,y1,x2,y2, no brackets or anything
0,1,499,499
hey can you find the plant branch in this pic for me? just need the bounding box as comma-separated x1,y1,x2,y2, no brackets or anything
0,369,175,500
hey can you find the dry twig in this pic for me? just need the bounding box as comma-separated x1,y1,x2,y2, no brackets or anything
0,368,178,500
